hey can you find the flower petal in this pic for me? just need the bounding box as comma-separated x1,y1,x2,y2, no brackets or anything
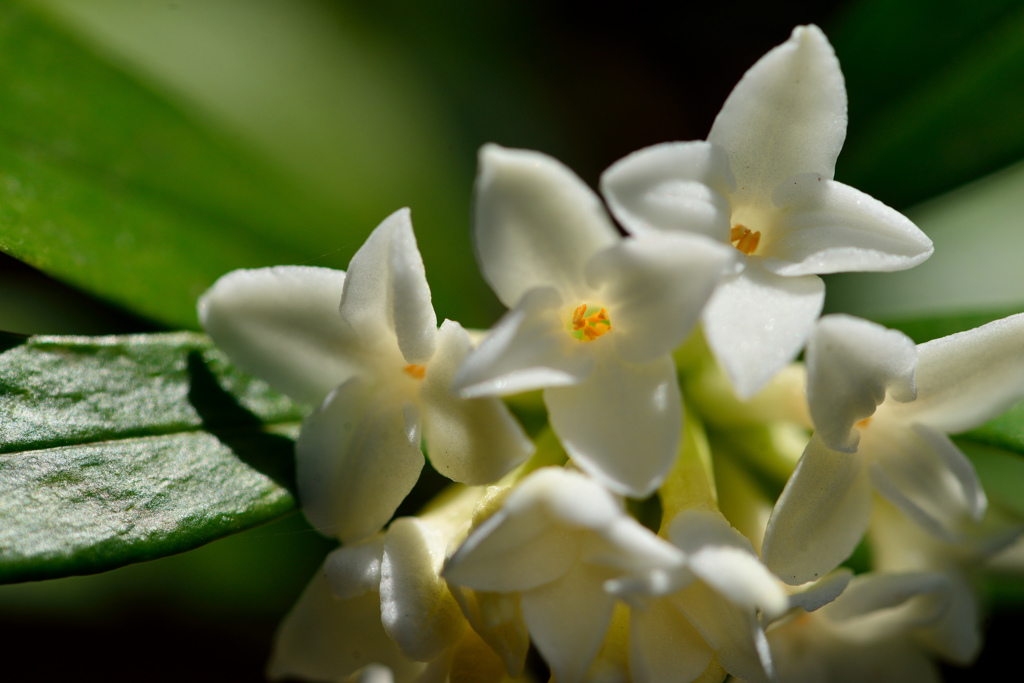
419,320,533,484
267,571,424,682
452,287,593,397
887,313,1024,433
586,234,735,365
545,353,682,497
762,436,873,585
521,561,618,683
473,144,620,308
784,569,853,617
701,261,824,399
339,208,437,364
708,25,846,205
820,572,950,630
380,517,467,661
671,583,774,683
323,536,385,599
667,509,788,619
600,141,735,242
806,315,918,453
867,423,986,540
765,175,933,275
197,266,353,405
629,598,715,683
296,377,424,543
443,468,622,593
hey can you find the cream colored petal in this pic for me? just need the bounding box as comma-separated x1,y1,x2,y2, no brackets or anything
702,261,824,399
380,518,467,661
419,320,533,484
765,176,932,276
324,536,385,600
887,312,1024,433
267,571,423,682
545,353,682,497
297,378,424,543
629,598,715,683
708,25,846,205
198,265,353,405
473,144,620,308
762,436,872,585
805,314,917,453
600,141,735,241
521,561,618,683
586,233,735,365
452,287,593,398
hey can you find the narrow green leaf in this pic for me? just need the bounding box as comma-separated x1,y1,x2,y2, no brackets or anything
0,331,306,583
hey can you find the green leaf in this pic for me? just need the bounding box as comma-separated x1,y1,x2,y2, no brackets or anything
0,1,499,331
0,331,306,583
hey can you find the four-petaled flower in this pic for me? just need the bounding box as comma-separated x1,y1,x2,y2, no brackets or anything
199,208,533,543
453,145,735,497
601,25,933,398
762,313,1024,585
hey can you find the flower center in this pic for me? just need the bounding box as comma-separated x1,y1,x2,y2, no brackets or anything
730,225,761,255
569,303,611,342
403,364,427,380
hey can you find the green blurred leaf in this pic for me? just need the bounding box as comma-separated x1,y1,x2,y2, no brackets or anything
957,439,1024,517
0,331,305,583
830,0,1024,208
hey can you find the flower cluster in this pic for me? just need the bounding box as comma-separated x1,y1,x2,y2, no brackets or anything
198,25,1024,683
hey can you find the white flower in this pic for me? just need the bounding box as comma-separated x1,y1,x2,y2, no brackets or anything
601,25,933,398
442,467,685,683
198,208,533,543
762,313,1024,585
268,485,517,683
452,145,735,497
607,509,789,683
766,571,956,683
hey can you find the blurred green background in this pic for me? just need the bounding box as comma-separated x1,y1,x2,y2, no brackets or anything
3,0,1024,679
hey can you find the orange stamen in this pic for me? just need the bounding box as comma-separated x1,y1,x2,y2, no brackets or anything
403,364,427,380
856,417,872,428
570,303,611,341
730,225,761,255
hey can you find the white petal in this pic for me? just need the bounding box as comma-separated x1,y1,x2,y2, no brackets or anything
586,234,735,365
600,141,734,241
267,571,424,682
443,468,622,592
629,599,714,683
821,572,950,631
672,583,774,683
785,569,853,617
338,208,437,364
545,354,681,497
198,266,353,405
888,312,1024,433
806,315,917,452
473,144,620,308
765,176,933,275
419,320,533,484
762,436,872,585
296,378,424,543
702,261,824,399
380,518,467,661
867,423,986,540
708,25,847,205
913,572,981,665
521,561,617,683
452,287,592,397
323,536,386,599
667,509,788,619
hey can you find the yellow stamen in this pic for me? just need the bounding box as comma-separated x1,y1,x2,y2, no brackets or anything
569,303,611,342
856,417,871,428
404,364,426,380
730,224,761,255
